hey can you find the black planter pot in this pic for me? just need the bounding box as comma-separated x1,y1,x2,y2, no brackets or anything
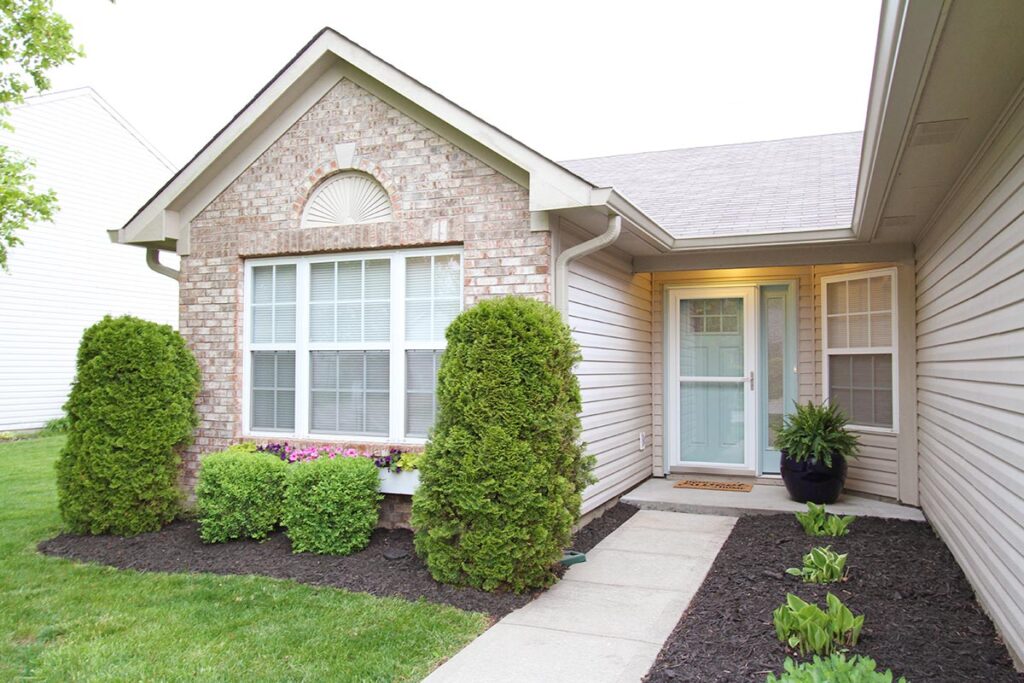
780,450,848,504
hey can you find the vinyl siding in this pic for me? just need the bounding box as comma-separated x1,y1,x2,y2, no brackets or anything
0,90,178,431
560,223,654,514
914,94,1024,664
650,265,908,501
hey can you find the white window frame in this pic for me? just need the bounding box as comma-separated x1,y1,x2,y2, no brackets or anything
820,267,899,433
242,246,463,444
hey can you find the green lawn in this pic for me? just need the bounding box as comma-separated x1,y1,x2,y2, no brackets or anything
0,436,487,682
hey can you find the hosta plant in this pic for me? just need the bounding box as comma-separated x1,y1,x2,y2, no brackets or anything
796,502,856,537
787,546,848,584
767,654,908,683
772,593,864,656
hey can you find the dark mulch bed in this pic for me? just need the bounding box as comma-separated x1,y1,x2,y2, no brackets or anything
643,514,1023,683
38,502,637,618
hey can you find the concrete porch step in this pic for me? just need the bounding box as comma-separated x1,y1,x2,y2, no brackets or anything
622,477,925,522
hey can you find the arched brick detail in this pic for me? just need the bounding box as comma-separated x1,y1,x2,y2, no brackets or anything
292,157,401,223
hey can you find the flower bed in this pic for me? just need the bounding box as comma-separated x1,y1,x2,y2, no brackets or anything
255,442,422,495
39,503,641,617
641,512,1022,682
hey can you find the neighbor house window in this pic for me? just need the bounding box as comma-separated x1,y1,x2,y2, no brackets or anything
244,248,462,441
822,269,897,430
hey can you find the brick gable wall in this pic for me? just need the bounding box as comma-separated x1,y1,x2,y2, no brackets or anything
178,78,549,491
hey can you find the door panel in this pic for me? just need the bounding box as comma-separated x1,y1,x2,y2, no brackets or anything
680,381,745,463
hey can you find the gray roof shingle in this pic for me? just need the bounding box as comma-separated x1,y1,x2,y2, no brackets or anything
561,131,862,239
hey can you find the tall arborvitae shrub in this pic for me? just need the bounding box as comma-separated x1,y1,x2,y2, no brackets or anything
411,296,593,591
56,315,200,535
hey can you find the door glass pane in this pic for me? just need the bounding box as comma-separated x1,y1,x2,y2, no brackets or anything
680,298,744,377
679,295,746,465
764,294,785,449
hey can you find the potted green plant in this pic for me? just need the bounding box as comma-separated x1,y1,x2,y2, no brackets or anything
775,401,859,504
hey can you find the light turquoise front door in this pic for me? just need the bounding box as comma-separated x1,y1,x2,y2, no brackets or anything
670,287,757,470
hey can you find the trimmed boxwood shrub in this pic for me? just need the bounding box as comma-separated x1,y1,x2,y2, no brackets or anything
411,296,594,592
196,445,288,543
56,315,200,535
282,457,381,555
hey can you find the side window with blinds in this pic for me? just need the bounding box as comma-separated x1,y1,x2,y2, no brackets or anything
245,251,461,440
251,351,295,430
823,270,896,430
251,264,296,343
250,264,297,431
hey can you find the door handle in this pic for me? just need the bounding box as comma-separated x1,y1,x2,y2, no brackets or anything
744,371,755,391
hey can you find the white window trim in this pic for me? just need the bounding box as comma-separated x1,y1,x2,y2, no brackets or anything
242,246,463,444
820,267,899,433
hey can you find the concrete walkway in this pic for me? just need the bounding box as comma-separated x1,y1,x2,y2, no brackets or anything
623,477,925,521
423,510,736,683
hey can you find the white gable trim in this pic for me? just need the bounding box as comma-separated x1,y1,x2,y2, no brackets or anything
111,29,613,254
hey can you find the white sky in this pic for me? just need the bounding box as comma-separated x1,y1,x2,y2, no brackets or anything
49,0,881,168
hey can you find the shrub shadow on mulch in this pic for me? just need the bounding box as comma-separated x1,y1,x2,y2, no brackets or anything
38,503,637,618
643,514,1023,683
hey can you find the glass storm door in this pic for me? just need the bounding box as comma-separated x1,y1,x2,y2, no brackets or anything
671,287,757,470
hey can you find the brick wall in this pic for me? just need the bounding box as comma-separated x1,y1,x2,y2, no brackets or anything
378,494,413,530
179,77,549,491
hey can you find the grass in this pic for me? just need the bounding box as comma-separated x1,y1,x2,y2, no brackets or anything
0,436,487,682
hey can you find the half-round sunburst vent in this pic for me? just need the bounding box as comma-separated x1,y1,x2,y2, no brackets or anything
301,172,392,228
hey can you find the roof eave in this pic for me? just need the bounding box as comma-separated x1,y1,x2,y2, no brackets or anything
113,28,612,252
852,0,951,242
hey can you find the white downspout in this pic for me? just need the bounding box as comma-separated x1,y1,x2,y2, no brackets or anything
554,213,622,317
146,248,180,281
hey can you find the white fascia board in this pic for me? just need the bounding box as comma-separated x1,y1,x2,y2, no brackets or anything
634,240,914,272
319,32,598,210
670,226,857,251
853,0,950,241
604,189,676,252
175,63,348,236
115,43,341,251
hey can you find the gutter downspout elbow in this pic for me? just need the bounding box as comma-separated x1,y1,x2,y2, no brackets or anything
555,213,621,317
146,248,180,282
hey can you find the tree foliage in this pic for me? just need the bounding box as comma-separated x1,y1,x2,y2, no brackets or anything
0,0,82,269
412,296,593,592
56,316,201,535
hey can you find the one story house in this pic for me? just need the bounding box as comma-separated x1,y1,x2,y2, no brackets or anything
0,88,178,432
110,0,1024,664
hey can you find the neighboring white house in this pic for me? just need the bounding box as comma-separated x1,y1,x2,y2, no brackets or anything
0,88,178,432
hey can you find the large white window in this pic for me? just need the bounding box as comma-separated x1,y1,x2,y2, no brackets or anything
821,268,897,431
243,247,462,442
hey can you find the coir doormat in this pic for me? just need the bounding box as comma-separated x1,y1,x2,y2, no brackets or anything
673,479,753,492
